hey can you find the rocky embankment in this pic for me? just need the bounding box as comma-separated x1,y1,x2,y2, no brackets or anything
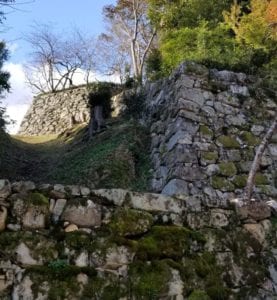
0,179,276,299
143,62,277,203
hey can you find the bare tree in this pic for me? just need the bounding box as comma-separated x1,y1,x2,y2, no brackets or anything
103,0,156,82
24,24,96,93
244,115,277,202
95,33,131,84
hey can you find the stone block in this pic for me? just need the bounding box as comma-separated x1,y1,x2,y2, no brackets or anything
61,199,102,227
0,180,11,199
162,179,189,196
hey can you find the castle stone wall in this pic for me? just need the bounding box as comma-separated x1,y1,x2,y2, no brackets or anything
18,86,90,135
143,62,277,205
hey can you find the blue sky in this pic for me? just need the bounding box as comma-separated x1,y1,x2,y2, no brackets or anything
1,0,116,133
2,0,115,63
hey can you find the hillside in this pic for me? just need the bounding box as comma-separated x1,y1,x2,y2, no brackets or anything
0,118,150,191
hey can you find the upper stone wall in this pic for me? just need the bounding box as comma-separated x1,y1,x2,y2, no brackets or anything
18,86,90,135
143,62,277,204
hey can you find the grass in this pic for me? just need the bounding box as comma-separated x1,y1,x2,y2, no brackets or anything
0,118,152,192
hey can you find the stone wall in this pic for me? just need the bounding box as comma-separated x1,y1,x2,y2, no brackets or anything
18,86,91,136
143,62,277,205
0,179,276,299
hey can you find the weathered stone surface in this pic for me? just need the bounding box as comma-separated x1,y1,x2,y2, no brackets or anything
103,246,134,270
22,206,48,229
235,201,271,221
80,186,90,197
65,224,79,232
143,63,276,205
52,199,67,222
12,181,35,193
210,209,231,228
168,269,184,300
0,206,7,231
61,199,102,227
16,243,41,266
243,223,267,246
75,251,89,267
0,180,11,199
162,179,189,196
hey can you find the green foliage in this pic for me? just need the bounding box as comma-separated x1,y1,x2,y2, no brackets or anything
145,48,164,81
160,23,253,74
147,0,275,82
88,82,118,118
42,120,151,191
148,0,233,30
129,260,170,299
123,91,146,119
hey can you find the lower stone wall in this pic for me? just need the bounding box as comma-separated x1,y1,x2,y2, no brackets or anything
143,62,277,205
18,86,91,136
0,179,276,299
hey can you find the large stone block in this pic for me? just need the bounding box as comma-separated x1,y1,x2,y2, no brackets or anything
61,199,102,227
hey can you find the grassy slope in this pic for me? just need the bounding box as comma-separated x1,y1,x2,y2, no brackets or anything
1,119,151,191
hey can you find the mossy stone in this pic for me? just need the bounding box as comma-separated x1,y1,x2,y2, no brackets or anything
218,162,237,177
200,125,213,137
188,290,211,300
129,260,171,298
240,131,260,146
211,176,235,191
217,136,240,149
108,208,153,237
27,192,49,207
137,226,205,260
255,173,269,186
202,151,218,162
232,175,247,188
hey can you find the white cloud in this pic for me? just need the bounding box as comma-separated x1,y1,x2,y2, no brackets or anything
6,42,19,55
2,62,33,134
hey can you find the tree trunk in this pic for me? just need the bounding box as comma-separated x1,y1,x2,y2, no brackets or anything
88,105,105,139
244,116,277,202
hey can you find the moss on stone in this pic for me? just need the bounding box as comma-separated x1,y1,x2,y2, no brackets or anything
129,260,170,299
136,226,205,260
65,231,94,251
254,173,269,185
27,264,95,300
108,207,153,237
200,125,213,137
188,290,211,300
217,136,240,149
240,131,260,146
202,152,218,162
26,192,49,207
211,176,235,191
232,175,247,188
218,162,237,177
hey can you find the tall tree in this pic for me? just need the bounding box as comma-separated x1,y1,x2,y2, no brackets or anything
103,0,156,82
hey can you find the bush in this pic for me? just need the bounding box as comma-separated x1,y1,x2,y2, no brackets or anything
160,23,254,74
87,82,116,118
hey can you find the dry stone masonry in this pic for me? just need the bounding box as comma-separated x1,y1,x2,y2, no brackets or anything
143,62,277,205
18,86,91,135
0,179,276,299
